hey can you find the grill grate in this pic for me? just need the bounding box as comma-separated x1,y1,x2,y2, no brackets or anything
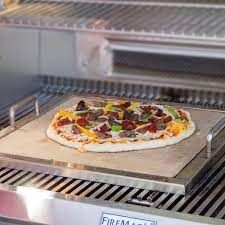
0,152,224,219
39,76,225,109
2,0,225,44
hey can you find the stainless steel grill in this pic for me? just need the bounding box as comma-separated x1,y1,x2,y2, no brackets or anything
1,0,225,224
2,0,225,45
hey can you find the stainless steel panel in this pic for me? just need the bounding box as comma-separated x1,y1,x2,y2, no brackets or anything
0,27,39,75
0,184,223,225
40,30,76,78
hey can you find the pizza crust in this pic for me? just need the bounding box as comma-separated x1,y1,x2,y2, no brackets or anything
47,118,196,153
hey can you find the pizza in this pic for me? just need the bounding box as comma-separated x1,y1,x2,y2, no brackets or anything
47,99,195,152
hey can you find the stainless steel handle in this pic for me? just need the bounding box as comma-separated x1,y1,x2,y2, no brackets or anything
207,117,225,158
9,96,39,129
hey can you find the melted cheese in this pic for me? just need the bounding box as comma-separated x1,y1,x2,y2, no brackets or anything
57,110,79,120
168,121,188,136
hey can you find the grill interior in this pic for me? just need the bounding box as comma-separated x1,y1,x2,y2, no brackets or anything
39,76,225,108
1,0,225,44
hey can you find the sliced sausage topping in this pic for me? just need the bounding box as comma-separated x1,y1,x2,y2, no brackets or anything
94,123,110,133
87,109,103,121
76,100,88,111
150,116,160,122
100,124,110,132
72,125,81,134
107,111,119,120
118,101,131,109
155,109,166,117
108,117,120,126
123,110,139,121
122,120,136,130
96,132,112,139
97,117,108,123
155,119,166,130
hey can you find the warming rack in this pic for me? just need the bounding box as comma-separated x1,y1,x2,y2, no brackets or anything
2,1,225,46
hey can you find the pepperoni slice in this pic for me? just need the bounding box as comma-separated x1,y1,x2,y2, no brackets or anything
137,123,156,133
164,116,172,123
56,118,73,126
76,117,89,126
147,123,157,133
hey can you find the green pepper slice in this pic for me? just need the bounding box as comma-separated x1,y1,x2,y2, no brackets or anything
111,125,122,132
165,105,180,119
